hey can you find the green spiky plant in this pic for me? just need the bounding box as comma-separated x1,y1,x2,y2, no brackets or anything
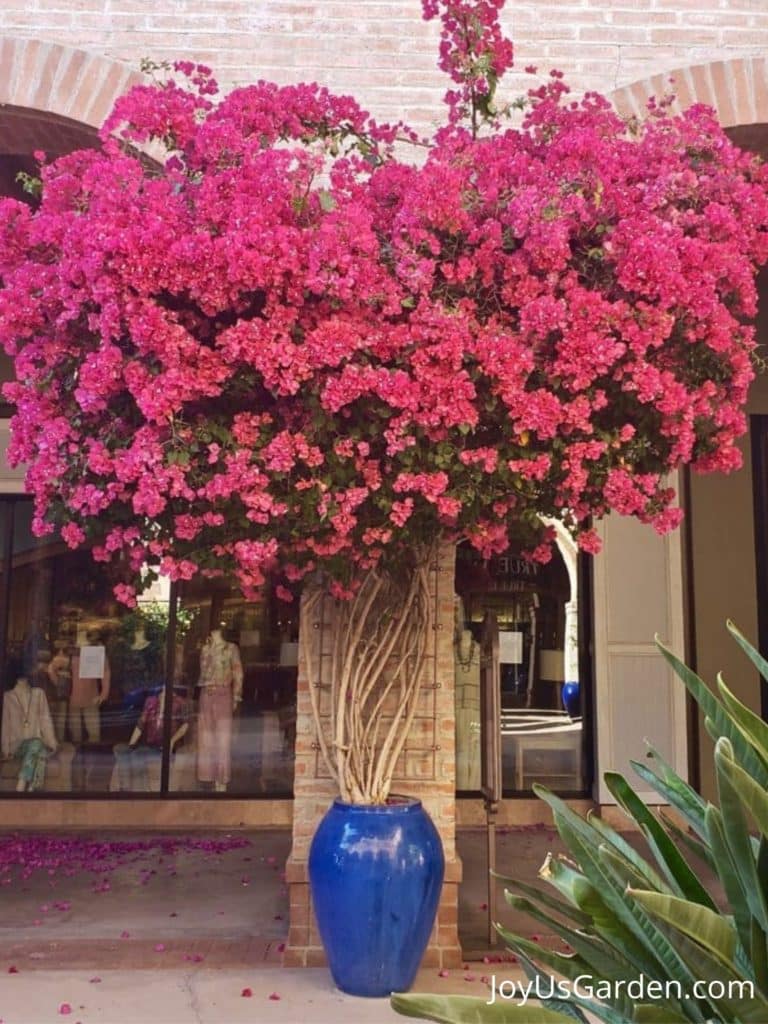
391,621,768,1023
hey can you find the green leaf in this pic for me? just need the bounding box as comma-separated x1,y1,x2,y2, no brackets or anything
587,812,670,894
496,873,592,929
715,737,768,932
750,916,768,997
716,736,768,838
631,749,709,842
659,811,716,874
627,890,737,965
390,993,572,1023
515,953,590,1023
641,921,767,1023
495,927,591,981
727,620,768,698
604,771,716,910
503,893,637,983
632,1007,688,1023
655,637,768,788
536,789,700,994
705,804,755,963
716,672,768,765
597,842,668,897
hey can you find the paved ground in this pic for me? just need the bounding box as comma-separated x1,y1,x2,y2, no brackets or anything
0,966,528,1024
0,825,604,1022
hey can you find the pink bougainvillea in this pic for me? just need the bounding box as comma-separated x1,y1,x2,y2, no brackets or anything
0,1,767,601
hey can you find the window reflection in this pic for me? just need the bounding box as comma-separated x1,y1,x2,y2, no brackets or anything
1,502,173,793
0,499,296,797
171,579,296,794
454,533,586,795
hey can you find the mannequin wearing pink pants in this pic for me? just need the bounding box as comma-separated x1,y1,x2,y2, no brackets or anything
196,629,243,792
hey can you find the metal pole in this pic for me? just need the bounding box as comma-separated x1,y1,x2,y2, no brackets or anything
486,797,498,945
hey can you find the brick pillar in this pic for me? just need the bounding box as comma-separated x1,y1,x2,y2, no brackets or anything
285,544,463,971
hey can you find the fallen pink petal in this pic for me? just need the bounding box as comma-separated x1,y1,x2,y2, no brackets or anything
241,988,253,998
58,1004,71,1016
268,993,281,1001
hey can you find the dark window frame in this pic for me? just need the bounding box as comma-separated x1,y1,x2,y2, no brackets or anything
750,416,768,720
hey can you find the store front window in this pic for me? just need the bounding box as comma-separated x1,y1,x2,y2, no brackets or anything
172,579,297,794
454,528,589,796
0,499,296,796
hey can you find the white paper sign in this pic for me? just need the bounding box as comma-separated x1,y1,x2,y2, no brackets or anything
498,630,523,665
79,645,106,679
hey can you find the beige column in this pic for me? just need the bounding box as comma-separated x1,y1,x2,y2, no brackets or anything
592,488,687,804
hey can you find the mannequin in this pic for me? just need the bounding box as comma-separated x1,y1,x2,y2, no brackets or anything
131,627,150,652
46,642,72,742
68,637,110,744
455,628,481,791
196,628,243,792
113,687,188,791
1,676,58,791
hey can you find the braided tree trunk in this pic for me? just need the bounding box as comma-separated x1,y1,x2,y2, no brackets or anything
300,547,434,804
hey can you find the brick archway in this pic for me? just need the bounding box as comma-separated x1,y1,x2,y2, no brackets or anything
610,56,768,133
0,37,143,156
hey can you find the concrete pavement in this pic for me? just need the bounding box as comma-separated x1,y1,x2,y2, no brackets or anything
0,827,596,1022
0,966,512,1024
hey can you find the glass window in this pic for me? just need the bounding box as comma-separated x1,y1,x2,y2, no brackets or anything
170,578,297,795
0,501,173,794
0,500,297,797
454,533,587,795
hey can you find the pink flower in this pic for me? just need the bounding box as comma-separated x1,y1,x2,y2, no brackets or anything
0,3,761,626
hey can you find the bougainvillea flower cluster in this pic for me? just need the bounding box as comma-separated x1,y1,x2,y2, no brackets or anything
1,0,767,603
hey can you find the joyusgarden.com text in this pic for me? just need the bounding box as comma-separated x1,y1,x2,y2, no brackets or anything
486,975,756,1006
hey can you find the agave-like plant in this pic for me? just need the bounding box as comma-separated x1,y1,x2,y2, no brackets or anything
392,621,768,1023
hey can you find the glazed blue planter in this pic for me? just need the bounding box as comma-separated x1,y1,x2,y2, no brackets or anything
562,680,581,717
308,797,444,997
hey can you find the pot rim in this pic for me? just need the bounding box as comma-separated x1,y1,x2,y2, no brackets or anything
331,794,423,813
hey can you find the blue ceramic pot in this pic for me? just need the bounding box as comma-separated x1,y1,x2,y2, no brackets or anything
562,680,581,717
308,796,444,997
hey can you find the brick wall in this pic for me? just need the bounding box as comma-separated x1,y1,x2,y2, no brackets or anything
2,0,768,136
285,543,463,970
